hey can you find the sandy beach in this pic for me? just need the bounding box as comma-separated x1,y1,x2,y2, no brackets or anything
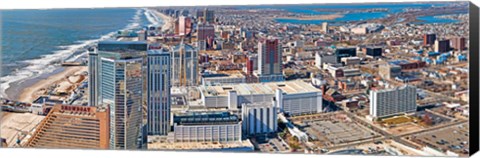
152,9,174,32
16,66,87,103
1,111,45,147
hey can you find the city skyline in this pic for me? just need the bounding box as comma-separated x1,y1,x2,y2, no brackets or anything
0,1,476,157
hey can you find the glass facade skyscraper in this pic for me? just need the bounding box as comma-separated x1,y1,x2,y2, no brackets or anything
147,49,171,135
170,42,198,86
88,41,147,150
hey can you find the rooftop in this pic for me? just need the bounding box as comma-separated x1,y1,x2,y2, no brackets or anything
173,111,239,125
201,80,321,97
147,49,170,56
97,40,148,51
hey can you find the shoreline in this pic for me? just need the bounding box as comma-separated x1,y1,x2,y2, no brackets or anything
5,66,87,103
3,9,155,103
151,9,174,32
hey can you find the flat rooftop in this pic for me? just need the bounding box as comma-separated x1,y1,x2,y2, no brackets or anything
173,111,239,125
201,80,321,97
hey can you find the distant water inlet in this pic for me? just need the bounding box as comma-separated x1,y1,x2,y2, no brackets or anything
415,15,460,24
271,3,458,24
275,11,388,24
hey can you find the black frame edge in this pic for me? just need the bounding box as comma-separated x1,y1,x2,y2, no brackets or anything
469,1,480,157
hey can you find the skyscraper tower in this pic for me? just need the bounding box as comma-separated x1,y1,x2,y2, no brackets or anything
88,41,147,150
257,38,283,82
196,8,215,23
178,16,192,36
146,49,171,135
88,49,98,107
197,23,215,50
171,41,198,86
423,33,436,46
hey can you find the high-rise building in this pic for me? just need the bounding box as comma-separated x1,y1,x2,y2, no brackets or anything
450,36,466,51
171,42,198,86
257,39,283,82
25,105,110,149
88,49,98,107
197,23,215,50
174,19,180,35
322,22,329,33
178,16,192,36
435,39,451,53
423,33,436,46
147,49,171,136
246,55,256,75
196,9,203,20
241,102,278,136
369,85,417,118
196,9,215,23
205,9,215,23
88,41,147,149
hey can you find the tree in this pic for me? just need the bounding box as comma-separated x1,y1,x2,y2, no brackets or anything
423,114,433,126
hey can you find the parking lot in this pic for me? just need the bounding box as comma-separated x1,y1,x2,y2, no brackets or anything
254,136,291,153
302,119,380,148
410,123,469,156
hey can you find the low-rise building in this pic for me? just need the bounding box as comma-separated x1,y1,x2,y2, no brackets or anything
379,64,402,79
341,56,361,66
172,111,242,143
343,68,362,78
200,80,322,116
365,47,383,58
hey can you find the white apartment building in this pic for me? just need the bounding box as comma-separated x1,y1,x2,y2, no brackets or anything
369,85,417,118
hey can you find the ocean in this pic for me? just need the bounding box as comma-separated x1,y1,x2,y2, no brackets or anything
0,8,162,99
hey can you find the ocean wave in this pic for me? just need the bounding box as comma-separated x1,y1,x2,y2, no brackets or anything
144,8,162,26
0,8,145,99
126,9,143,30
